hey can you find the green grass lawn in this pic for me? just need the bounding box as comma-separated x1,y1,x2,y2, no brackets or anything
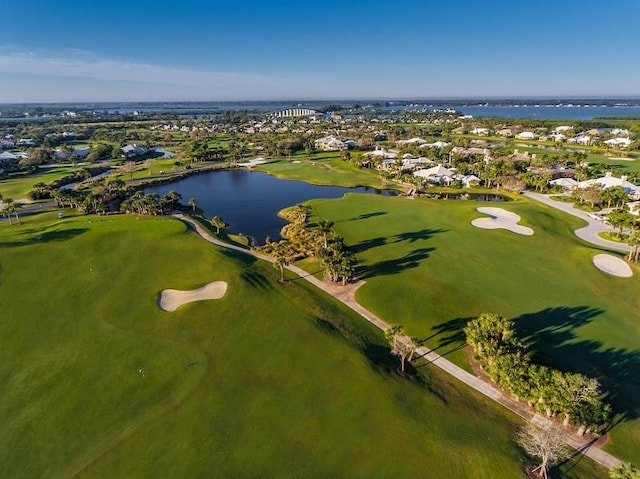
0,212,604,478
306,193,640,464
256,155,401,190
0,166,77,200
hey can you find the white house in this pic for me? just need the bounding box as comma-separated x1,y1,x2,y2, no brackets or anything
471,127,490,136
315,135,354,151
554,125,574,133
515,131,539,140
420,141,450,148
497,128,513,137
568,135,591,145
578,172,640,198
458,174,481,188
17,138,37,147
549,177,578,190
604,137,632,148
396,137,427,147
414,164,455,184
0,151,19,161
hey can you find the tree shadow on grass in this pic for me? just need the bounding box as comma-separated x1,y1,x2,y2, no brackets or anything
0,227,88,248
350,236,387,254
513,306,640,425
357,247,435,280
423,316,475,358
391,228,447,244
217,247,258,265
240,270,270,291
345,211,387,222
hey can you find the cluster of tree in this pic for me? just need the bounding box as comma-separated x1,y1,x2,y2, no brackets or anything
258,204,356,285
28,166,111,199
52,178,130,214
0,194,20,225
182,140,226,162
464,313,610,433
572,185,629,210
119,189,183,216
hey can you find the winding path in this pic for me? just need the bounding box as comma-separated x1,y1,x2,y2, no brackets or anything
523,192,629,252
173,213,623,470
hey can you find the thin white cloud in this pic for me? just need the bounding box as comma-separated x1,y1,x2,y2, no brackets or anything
0,47,339,100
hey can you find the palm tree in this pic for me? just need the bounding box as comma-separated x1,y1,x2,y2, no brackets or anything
1,198,19,225
188,197,197,213
317,219,334,249
626,231,640,262
210,216,228,234
273,253,290,283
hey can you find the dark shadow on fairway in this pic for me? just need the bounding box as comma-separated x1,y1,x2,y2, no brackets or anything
514,306,640,425
217,247,258,265
391,228,447,244
0,227,88,248
240,270,270,290
357,247,435,279
345,211,387,222
350,236,387,254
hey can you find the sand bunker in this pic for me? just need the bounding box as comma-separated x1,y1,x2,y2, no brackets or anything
159,281,228,311
471,207,534,236
592,254,633,278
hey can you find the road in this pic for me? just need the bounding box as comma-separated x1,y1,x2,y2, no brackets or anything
173,213,623,470
523,191,630,252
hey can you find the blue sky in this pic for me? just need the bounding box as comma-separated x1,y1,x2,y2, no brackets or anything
0,0,638,102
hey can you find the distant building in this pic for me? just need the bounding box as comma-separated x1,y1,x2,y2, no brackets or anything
274,108,318,118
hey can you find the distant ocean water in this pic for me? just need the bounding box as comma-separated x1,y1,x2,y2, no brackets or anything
456,105,640,120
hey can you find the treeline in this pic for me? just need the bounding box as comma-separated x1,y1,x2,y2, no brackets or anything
465,313,610,434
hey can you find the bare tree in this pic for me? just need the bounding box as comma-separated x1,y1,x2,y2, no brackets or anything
384,325,419,374
517,423,570,479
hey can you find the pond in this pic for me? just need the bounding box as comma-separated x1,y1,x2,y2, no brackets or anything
144,169,398,244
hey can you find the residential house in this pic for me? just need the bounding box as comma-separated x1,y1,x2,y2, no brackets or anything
396,137,427,147
604,137,632,148
121,144,149,157
578,172,640,199
549,177,579,190
471,127,490,136
497,128,513,137
414,164,456,185
314,136,355,151
515,131,539,140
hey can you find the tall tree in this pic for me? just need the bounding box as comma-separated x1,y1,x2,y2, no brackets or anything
210,216,228,234
517,423,570,479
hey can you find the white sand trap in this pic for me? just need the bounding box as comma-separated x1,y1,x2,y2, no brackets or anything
159,281,228,312
471,207,534,236
608,157,635,161
592,254,633,278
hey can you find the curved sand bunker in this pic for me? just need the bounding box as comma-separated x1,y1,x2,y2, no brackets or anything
159,281,228,311
471,207,534,236
592,254,633,278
